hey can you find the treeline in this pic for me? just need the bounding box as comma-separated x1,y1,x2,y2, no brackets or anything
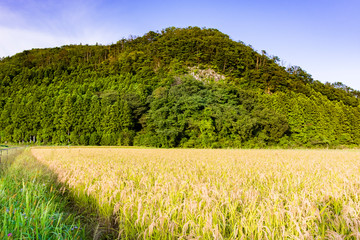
0,27,359,147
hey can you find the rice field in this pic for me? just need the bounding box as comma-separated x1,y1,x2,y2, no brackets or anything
30,148,360,239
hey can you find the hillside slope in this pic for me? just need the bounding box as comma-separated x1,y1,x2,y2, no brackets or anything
0,27,359,147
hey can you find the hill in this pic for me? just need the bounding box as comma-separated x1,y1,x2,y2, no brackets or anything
0,26,359,147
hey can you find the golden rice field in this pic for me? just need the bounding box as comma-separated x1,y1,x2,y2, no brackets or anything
31,148,360,239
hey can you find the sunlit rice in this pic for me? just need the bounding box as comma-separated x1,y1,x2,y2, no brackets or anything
31,148,360,239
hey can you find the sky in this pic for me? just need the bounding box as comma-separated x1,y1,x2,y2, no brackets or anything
0,0,359,90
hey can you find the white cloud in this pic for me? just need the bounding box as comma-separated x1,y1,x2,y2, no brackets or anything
0,0,124,57
0,24,123,57
0,26,70,57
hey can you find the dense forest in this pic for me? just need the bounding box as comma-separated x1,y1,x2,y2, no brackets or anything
1,27,359,148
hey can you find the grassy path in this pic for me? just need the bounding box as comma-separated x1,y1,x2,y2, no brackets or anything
0,149,88,239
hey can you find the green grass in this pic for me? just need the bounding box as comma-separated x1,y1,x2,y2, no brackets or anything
0,149,87,239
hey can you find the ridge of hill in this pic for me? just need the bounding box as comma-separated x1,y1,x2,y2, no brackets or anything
0,27,359,147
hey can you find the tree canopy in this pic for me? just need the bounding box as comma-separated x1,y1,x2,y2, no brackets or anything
1,27,359,148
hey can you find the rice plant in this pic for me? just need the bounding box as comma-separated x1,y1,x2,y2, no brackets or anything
31,148,360,239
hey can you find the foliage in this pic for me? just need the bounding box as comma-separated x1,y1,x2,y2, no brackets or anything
135,78,288,148
0,27,359,147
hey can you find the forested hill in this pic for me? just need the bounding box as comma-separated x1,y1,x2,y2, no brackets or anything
1,27,360,148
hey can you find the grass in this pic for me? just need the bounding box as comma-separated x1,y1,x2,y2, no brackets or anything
0,149,88,239
30,147,360,239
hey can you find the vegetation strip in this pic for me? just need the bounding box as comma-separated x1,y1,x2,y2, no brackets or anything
0,149,89,239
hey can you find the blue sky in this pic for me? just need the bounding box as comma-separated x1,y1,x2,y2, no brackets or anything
1,0,359,90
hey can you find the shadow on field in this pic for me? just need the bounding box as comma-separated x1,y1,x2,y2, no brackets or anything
55,179,120,240
29,154,120,240
2,149,119,240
